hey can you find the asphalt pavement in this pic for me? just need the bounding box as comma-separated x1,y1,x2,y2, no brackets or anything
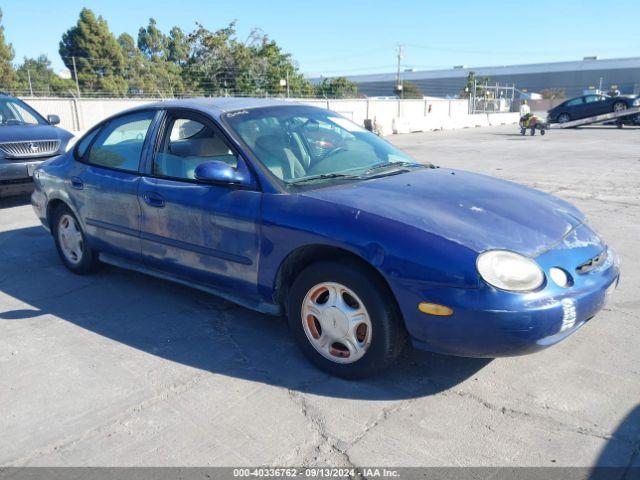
1,124,638,468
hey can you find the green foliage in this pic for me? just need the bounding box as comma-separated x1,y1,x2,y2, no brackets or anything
315,77,358,99
1,7,339,98
59,8,127,95
0,8,18,90
167,27,189,65
182,22,314,97
138,18,168,60
395,81,423,99
460,71,490,98
16,55,76,95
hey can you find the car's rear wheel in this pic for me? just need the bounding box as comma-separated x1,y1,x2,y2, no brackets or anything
53,205,100,274
557,113,571,123
287,260,405,379
613,102,627,112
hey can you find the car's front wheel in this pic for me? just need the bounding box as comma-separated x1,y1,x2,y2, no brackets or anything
557,113,571,123
53,205,100,274
287,260,406,379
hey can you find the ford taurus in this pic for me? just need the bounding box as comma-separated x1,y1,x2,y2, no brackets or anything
31,98,620,378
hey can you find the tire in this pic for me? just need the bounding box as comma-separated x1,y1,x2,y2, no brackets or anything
540,129,546,136
52,205,100,274
287,260,406,379
557,113,571,123
613,102,627,113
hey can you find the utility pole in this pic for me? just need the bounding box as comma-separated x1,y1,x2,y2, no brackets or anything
27,68,33,97
71,56,81,98
286,69,290,98
395,44,404,99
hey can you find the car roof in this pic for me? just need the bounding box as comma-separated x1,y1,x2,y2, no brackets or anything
127,97,297,116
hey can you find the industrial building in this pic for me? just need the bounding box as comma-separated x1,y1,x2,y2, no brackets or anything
342,56,640,98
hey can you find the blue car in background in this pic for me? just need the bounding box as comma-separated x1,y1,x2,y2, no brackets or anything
547,93,639,123
31,98,620,378
0,92,73,197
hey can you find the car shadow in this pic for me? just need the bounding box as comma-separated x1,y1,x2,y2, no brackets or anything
0,225,491,400
589,404,640,477
0,193,31,209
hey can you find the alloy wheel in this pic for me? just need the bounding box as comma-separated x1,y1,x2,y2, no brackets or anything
613,102,627,112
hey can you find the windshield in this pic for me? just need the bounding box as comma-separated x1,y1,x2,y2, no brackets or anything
224,106,419,184
0,98,45,126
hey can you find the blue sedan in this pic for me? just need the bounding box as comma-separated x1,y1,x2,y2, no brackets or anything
31,98,620,378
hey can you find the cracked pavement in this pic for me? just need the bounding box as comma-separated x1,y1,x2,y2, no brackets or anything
1,124,639,468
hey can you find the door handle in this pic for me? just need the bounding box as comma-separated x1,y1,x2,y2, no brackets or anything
142,191,165,208
70,177,84,190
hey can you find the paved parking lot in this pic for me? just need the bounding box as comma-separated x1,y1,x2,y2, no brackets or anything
1,124,639,468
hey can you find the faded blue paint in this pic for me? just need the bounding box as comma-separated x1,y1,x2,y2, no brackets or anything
31,98,620,359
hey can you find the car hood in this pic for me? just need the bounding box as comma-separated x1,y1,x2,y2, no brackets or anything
0,124,72,143
302,168,586,257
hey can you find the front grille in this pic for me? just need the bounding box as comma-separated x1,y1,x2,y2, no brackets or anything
576,250,608,274
0,139,61,159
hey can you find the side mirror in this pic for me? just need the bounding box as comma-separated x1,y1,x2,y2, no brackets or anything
47,114,60,126
194,161,249,185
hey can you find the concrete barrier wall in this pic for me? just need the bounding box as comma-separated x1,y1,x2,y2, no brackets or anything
20,96,519,137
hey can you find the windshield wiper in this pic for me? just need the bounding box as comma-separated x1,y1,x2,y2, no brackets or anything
288,173,361,185
360,161,422,177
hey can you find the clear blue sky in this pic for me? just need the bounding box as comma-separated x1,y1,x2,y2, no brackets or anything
3,0,640,77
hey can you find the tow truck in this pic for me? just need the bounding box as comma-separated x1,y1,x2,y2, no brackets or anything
551,106,640,129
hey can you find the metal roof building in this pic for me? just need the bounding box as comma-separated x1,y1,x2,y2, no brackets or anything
343,57,640,98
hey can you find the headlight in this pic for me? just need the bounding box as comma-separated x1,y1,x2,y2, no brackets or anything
477,250,544,292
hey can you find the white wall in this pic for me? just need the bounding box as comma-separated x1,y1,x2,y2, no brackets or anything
20,96,518,136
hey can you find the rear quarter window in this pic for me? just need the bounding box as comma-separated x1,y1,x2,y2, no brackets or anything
566,98,584,107
85,111,155,172
75,128,100,159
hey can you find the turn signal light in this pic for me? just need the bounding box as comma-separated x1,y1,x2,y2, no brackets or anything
418,302,454,316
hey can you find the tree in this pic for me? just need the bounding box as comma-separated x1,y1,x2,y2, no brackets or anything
0,8,18,91
460,71,490,98
315,77,358,99
59,8,127,95
16,55,75,95
138,18,167,60
540,88,565,100
183,22,312,97
56,10,315,98
118,33,147,94
395,81,423,99
167,27,189,65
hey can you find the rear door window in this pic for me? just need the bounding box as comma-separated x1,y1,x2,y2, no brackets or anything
86,111,155,172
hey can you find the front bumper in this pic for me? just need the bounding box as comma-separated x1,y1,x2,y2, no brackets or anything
0,158,47,181
396,224,620,357
1,157,56,197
